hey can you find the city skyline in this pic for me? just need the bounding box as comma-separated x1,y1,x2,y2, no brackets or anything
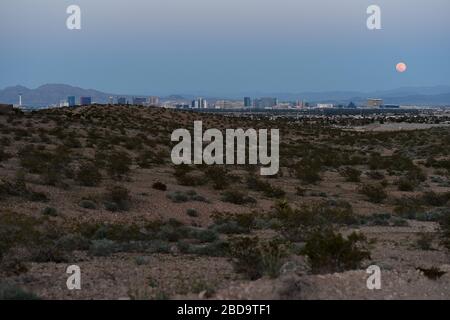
1,0,450,95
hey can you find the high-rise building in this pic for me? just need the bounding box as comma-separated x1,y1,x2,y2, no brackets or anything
367,98,383,108
148,96,160,106
67,96,76,107
244,97,252,107
132,97,147,106
316,103,334,109
117,97,127,105
80,97,92,105
191,98,208,109
254,97,277,109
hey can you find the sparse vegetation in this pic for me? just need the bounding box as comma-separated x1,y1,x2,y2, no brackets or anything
2,105,450,299
302,229,371,274
229,236,289,280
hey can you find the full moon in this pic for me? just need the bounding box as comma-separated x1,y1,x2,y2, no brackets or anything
396,62,407,73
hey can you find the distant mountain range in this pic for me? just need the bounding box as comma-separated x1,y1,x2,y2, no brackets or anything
1,84,450,107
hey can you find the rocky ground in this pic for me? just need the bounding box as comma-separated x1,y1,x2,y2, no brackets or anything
1,105,450,300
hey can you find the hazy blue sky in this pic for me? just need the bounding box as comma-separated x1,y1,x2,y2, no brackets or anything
1,0,449,96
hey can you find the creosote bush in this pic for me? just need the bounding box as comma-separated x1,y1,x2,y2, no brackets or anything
340,167,361,182
77,162,102,187
273,200,358,241
359,184,387,203
221,190,256,205
152,181,167,191
302,228,371,274
105,186,131,211
229,236,289,280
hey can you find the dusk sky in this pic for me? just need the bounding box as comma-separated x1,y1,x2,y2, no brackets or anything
1,0,449,96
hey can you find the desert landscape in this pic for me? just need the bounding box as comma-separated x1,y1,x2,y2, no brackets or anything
1,105,450,300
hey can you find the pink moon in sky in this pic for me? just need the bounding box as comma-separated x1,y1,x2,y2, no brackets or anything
396,62,407,73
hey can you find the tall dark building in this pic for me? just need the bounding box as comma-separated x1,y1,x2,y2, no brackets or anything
244,97,252,107
117,97,127,105
254,97,277,109
80,97,92,105
67,96,76,107
132,97,147,106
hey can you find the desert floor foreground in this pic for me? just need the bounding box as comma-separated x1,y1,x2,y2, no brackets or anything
1,105,450,299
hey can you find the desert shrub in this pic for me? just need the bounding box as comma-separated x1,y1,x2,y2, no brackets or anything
0,253,29,276
18,145,71,185
79,199,97,210
189,240,230,257
89,239,118,256
204,166,230,190
177,240,191,253
76,162,102,187
369,154,416,172
31,245,69,263
259,239,291,278
0,212,42,261
362,213,391,226
416,232,434,251
64,135,82,148
0,149,11,163
295,186,306,196
152,181,167,191
221,190,256,205
104,201,119,212
211,221,247,235
144,240,171,253
274,200,358,241
246,175,285,198
106,151,132,179
174,166,207,186
229,236,289,280
17,146,53,174
187,228,218,243
167,191,188,203
55,234,90,252
189,191,208,202
29,190,49,202
392,217,409,227
0,282,40,300
421,191,450,207
416,267,446,280
186,208,199,217
366,171,385,180
439,213,450,250
302,229,371,274
294,162,321,185
0,174,49,202
340,167,361,182
83,223,150,242
393,197,424,219
211,212,256,234
105,186,130,211
185,279,217,297
359,184,387,203
41,207,58,217
397,177,417,192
